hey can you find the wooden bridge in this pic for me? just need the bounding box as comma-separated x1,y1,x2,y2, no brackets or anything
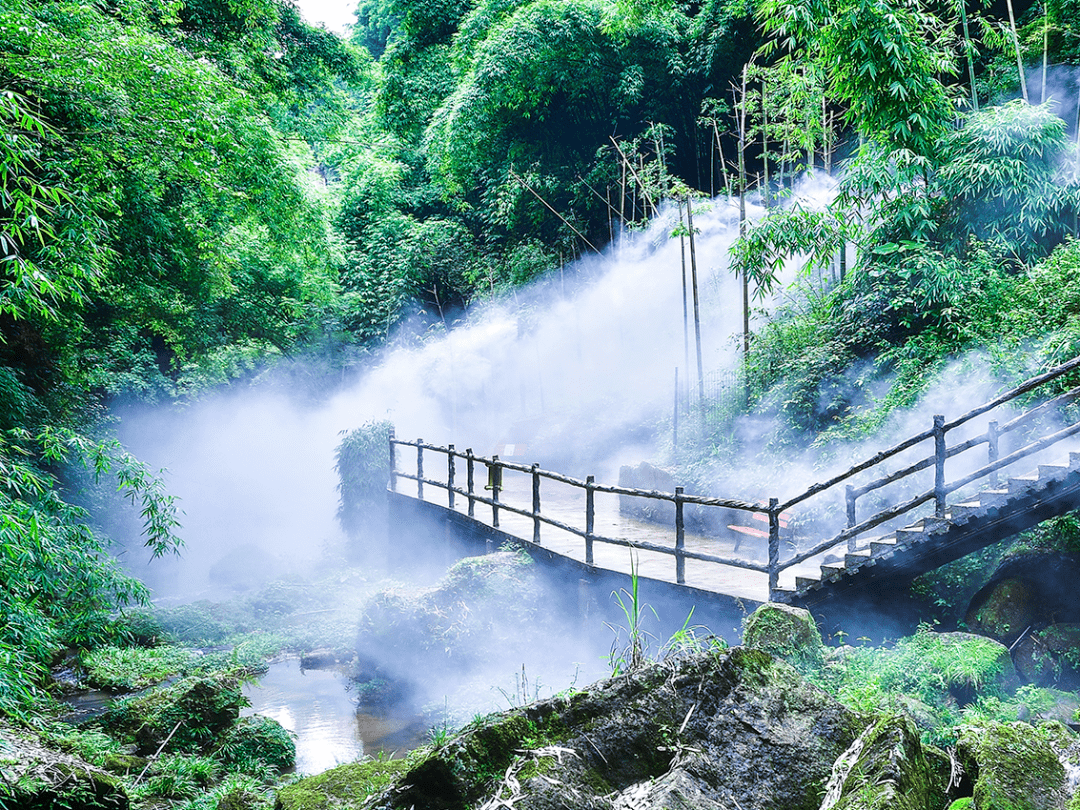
388,356,1080,610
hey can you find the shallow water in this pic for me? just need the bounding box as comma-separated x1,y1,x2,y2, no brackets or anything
242,659,425,775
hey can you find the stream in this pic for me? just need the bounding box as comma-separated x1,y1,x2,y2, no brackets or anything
242,658,426,774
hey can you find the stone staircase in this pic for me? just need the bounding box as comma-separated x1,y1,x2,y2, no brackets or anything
774,452,1080,609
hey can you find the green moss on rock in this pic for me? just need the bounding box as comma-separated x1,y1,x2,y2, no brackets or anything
275,758,412,810
99,673,245,755
0,724,129,810
818,713,946,810
965,578,1038,646
743,603,825,671
957,720,1067,810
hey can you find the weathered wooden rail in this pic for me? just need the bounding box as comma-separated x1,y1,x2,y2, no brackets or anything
389,355,1080,602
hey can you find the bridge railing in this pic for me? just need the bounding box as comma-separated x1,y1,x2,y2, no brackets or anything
772,355,1080,585
389,354,1080,600
388,434,778,584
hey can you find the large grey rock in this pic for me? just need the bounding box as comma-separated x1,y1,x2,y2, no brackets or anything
351,647,868,810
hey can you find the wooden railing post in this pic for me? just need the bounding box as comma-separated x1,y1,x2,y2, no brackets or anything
416,439,424,500
675,486,685,585
466,449,475,517
933,415,946,518
585,475,595,566
768,498,780,598
491,455,500,528
988,420,999,485
845,484,856,551
447,445,455,509
532,463,541,545
388,427,396,492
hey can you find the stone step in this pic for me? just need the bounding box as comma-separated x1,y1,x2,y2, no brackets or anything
1038,464,1068,481
1070,452,1080,469
795,576,820,590
845,551,872,568
978,488,1010,506
949,502,982,518
870,537,898,556
1008,475,1039,494
894,526,926,544
820,563,845,580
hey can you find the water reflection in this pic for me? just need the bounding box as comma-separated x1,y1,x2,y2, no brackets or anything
242,659,424,775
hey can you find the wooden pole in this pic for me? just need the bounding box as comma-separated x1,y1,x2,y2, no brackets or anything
416,440,424,500
988,421,999,485
448,444,455,510
846,484,856,552
388,427,396,493
768,498,780,598
934,415,947,518
585,475,595,566
675,486,686,584
466,449,475,517
532,463,541,545
491,455,500,528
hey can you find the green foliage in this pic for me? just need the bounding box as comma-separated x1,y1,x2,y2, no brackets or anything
215,715,296,772
130,753,221,801
758,0,955,158
81,645,196,691
336,419,394,536
814,626,1012,743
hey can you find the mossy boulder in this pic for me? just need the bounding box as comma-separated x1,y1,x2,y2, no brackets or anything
215,715,295,771
956,721,1068,810
275,758,412,810
0,724,129,810
818,713,946,810
1014,625,1080,688
98,673,245,755
354,551,547,687
966,577,1039,646
742,603,825,671
965,553,1080,646
354,646,866,810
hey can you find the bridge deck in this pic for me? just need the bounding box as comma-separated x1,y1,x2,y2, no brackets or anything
393,471,842,603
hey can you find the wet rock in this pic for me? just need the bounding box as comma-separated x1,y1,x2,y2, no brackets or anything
350,646,868,810
965,577,1040,646
743,603,825,671
956,720,1068,810
98,673,244,755
818,713,945,810
965,553,1080,645
299,648,342,670
0,724,129,810
1014,625,1080,688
